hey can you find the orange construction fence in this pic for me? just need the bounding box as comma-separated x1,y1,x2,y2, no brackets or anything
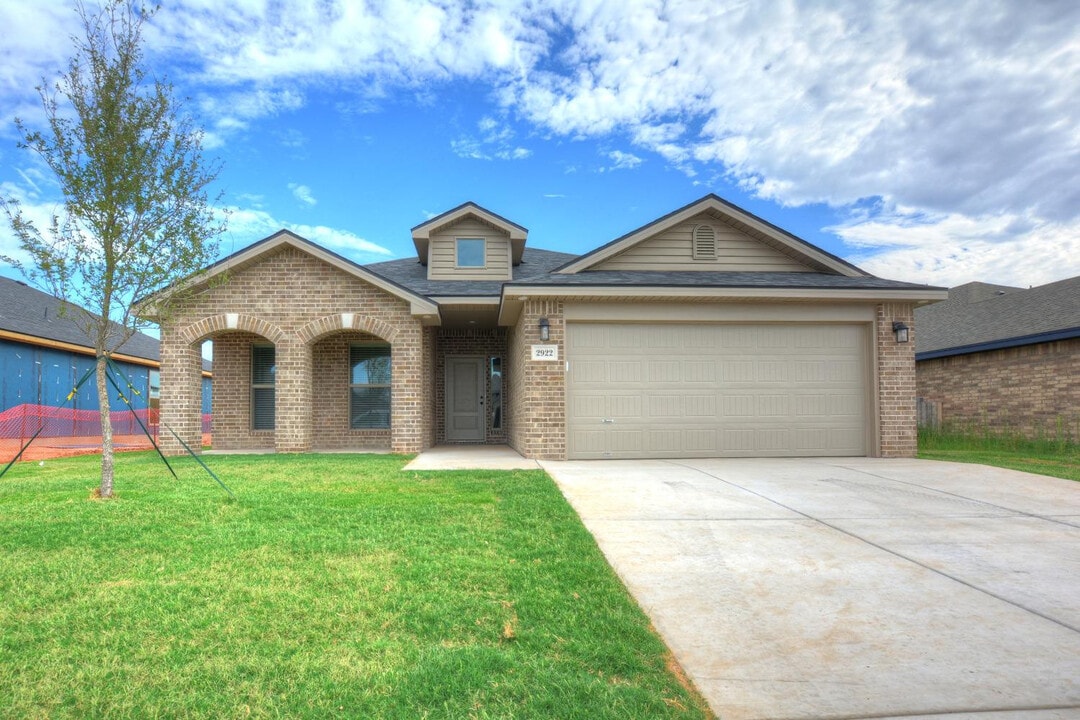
0,404,212,462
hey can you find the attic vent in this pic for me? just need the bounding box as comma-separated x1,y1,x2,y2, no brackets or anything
692,224,717,260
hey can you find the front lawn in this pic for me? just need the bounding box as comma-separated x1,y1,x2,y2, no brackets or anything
918,430,1080,482
0,453,712,719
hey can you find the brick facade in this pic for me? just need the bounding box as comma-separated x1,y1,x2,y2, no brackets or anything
159,247,430,455
917,337,1080,441
876,302,917,457
433,328,508,445
311,332,393,450
507,299,565,460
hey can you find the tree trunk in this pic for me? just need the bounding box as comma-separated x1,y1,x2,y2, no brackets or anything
96,354,115,498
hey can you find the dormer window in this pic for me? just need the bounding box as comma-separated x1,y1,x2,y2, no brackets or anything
456,238,486,268
692,224,717,260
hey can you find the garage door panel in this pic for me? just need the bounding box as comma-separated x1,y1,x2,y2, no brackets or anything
647,430,682,453
567,323,869,459
573,359,608,383
608,395,641,417
685,395,717,416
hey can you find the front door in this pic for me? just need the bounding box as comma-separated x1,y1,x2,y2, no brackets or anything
445,356,486,442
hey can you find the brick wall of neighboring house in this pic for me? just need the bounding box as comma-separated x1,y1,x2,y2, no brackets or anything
917,337,1080,441
507,299,565,460
158,246,430,455
434,328,508,444
876,302,918,457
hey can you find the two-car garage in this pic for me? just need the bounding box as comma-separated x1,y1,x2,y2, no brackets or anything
565,321,871,459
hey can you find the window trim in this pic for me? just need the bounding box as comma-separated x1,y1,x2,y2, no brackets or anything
455,237,487,268
350,344,392,430
251,343,275,431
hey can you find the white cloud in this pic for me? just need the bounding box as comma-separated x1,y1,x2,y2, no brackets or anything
223,206,394,262
452,115,531,161
606,150,643,170
288,183,317,207
3,1,1077,287
836,208,1080,288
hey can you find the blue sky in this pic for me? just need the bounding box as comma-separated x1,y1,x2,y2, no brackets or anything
2,0,1078,290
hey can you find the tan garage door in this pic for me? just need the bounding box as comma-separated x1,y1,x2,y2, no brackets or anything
566,323,869,459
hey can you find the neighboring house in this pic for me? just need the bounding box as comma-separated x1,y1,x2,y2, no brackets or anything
0,276,211,420
915,276,1080,441
144,194,945,461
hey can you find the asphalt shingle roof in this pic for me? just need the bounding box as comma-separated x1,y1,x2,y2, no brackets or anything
0,276,162,361
365,247,578,296
365,247,939,295
915,276,1080,356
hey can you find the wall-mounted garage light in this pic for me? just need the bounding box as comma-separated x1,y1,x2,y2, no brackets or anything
538,317,551,342
892,321,910,344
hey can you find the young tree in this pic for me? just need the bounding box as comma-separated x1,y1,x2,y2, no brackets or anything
1,0,225,498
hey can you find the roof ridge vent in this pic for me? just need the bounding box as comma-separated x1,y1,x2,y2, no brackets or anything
692,223,717,260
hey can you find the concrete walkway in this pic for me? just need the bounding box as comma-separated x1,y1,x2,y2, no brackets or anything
403,444,540,471
540,457,1080,720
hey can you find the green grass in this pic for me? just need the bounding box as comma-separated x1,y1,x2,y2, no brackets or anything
0,453,712,719
918,428,1080,481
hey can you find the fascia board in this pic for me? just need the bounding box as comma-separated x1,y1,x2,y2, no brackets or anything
503,284,950,303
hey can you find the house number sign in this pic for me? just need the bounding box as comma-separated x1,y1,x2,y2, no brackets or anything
531,345,559,361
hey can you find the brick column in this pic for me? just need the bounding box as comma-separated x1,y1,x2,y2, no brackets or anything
159,324,203,456
274,338,312,453
391,322,425,453
511,299,565,460
876,302,917,457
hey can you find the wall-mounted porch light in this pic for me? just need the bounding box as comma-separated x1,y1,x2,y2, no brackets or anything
892,321,910,344
538,317,550,342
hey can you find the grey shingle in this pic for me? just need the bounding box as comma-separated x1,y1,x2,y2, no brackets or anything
364,247,578,296
364,248,939,295
0,276,162,361
915,276,1080,355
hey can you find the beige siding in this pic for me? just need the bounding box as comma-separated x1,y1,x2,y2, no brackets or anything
428,218,512,281
592,212,812,272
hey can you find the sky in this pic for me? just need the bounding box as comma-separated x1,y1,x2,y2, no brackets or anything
1,0,1079,292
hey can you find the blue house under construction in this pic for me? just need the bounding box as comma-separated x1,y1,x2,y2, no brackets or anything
0,276,211,450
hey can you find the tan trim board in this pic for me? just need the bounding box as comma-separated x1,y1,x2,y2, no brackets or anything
563,301,877,323
430,296,501,305
499,285,948,325
508,285,947,301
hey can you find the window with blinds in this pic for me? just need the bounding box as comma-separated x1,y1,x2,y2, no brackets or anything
251,344,275,430
350,345,391,429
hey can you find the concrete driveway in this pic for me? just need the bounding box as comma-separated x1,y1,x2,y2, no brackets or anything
539,457,1080,720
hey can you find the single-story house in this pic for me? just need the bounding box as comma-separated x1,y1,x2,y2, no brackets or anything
143,194,945,460
915,275,1080,441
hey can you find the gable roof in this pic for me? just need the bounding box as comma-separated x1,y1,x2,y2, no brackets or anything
555,194,869,277
915,275,1080,359
139,229,439,320
366,247,576,298
410,202,529,266
0,275,162,365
